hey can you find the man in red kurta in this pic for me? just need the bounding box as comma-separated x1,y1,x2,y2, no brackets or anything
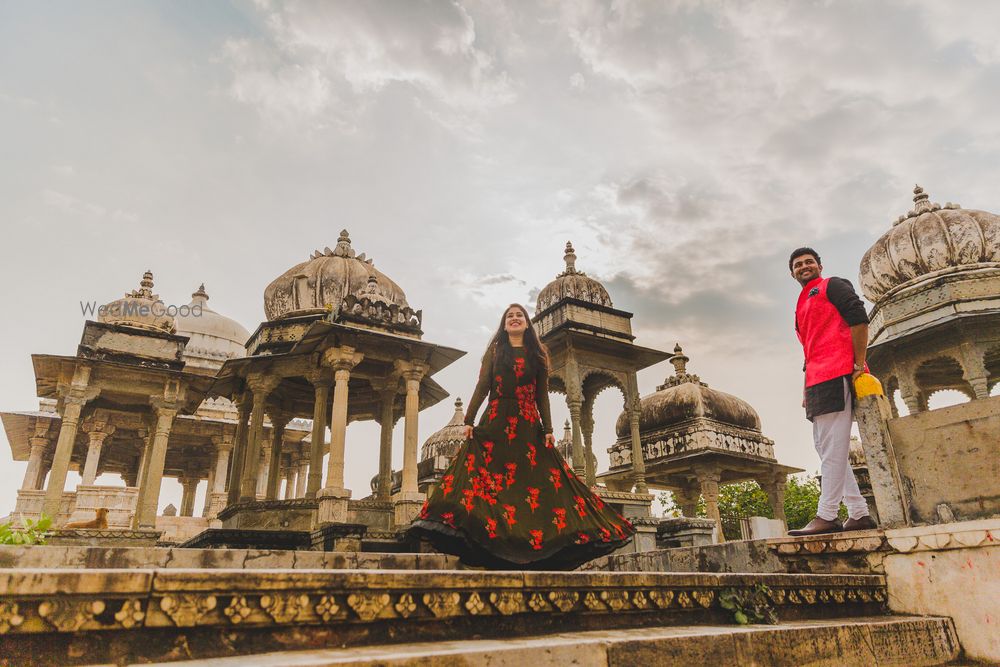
788,247,876,536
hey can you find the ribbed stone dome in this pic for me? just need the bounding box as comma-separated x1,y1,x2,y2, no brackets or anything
175,284,251,372
536,242,613,312
420,398,467,461
98,271,176,334
263,230,411,321
859,186,1000,302
615,345,761,437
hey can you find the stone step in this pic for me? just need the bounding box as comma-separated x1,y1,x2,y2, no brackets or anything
0,544,460,571
150,616,961,666
0,568,889,665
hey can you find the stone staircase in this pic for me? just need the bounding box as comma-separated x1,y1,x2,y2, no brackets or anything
0,565,965,666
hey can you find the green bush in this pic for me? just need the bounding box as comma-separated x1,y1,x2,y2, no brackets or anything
0,515,52,545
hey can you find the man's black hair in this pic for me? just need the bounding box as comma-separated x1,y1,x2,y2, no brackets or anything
789,247,821,271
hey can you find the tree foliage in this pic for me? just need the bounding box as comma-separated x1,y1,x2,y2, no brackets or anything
0,515,51,545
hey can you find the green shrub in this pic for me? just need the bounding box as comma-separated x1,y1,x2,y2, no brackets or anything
0,515,52,545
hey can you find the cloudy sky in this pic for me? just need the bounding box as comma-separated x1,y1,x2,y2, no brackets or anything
3,0,999,516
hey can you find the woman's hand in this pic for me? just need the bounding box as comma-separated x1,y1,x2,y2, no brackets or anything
544,433,556,448
464,425,474,439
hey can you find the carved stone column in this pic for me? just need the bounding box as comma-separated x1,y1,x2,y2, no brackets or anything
565,359,585,479
283,464,297,500
897,367,923,415
22,422,51,491
202,445,217,518
317,347,363,525
179,477,198,517
759,472,788,528
80,421,115,486
581,394,596,487
626,373,648,494
674,482,700,518
207,434,233,520
265,413,289,500
136,399,179,530
960,342,990,401
306,374,332,498
295,456,309,498
226,396,251,507
257,445,271,499
240,376,279,502
131,425,154,528
44,365,98,521
393,360,429,525
376,382,398,501
694,465,723,543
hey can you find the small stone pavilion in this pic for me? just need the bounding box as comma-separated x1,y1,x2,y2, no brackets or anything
599,345,802,541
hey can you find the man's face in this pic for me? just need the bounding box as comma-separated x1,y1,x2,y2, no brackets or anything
791,254,822,285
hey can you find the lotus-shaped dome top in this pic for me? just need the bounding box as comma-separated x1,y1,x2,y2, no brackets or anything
615,345,761,437
263,230,410,321
98,271,176,334
859,186,1000,302
536,242,613,312
175,284,251,371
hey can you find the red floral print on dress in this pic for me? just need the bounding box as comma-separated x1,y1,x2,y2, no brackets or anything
613,523,626,540
599,527,612,542
549,468,563,490
573,496,588,517
419,501,430,520
552,508,567,533
441,474,455,497
515,383,540,424
482,441,494,465
465,453,476,473
505,416,518,441
486,518,498,538
526,443,537,468
495,375,503,397
594,496,605,510
462,489,475,513
487,398,499,422
442,512,457,529
529,529,544,550
502,504,517,528
505,462,517,487
575,532,591,544
475,467,502,506
513,357,526,379
526,487,540,513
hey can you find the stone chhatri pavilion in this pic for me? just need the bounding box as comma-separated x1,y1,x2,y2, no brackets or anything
599,345,802,541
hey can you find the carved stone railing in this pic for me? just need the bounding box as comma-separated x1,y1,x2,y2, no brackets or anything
608,420,776,468
69,486,137,528
11,490,74,526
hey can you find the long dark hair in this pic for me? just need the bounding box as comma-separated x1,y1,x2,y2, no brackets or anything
481,303,550,374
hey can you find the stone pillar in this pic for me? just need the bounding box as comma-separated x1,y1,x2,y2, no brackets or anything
897,370,923,416
44,366,97,520
581,395,596,487
694,465,723,543
22,426,50,491
80,421,115,486
565,362,586,479
393,360,428,525
137,400,178,530
377,383,398,501
317,347,363,525
240,376,279,502
207,435,233,519
759,472,788,528
306,376,332,498
265,414,289,500
131,426,154,528
179,477,198,517
257,446,271,499
202,447,217,518
295,456,309,498
283,464,297,500
626,373,648,494
226,397,251,507
855,392,910,528
960,343,990,401
674,483,700,518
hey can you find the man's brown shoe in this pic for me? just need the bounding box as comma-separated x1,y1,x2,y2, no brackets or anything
842,515,877,531
787,516,842,536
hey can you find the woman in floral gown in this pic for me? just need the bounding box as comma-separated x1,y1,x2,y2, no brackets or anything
408,304,634,569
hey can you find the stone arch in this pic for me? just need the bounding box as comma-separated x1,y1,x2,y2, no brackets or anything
883,375,901,419
985,345,1000,395
914,355,974,406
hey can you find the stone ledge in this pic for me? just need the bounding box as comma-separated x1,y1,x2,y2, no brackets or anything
767,530,889,556
884,517,1000,553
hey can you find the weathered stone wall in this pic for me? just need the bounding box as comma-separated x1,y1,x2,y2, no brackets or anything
886,395,1000,524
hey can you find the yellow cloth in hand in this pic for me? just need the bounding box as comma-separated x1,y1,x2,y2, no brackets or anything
854,372,884,398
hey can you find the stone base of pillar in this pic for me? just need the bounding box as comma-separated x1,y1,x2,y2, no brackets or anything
392,491,426,527
316,487,352,525
310,523,367,552
206,492,228,520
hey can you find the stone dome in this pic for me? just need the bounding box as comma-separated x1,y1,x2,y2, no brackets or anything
98,271,176,334
263,230,411,321
536,242,613,312
859,186,1000,302
615,345,761,437
420,398,467,461
176,284,251,372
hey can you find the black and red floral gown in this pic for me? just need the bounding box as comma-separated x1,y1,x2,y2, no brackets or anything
409,345,634,569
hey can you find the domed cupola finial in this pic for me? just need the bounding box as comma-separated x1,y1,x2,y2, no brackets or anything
136,270,155,299
562,241,578,275
658,343,705,390
192,283,209,303
913,184,933,214
334,230,356,259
